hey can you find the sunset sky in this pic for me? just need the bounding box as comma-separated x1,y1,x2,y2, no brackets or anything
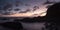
0,0,60,17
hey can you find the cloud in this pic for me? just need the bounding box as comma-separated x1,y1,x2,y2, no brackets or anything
0,0,48,17
3,3,12,10
14,8,21,11
19,9,31,13
15,0,23,6
25,4,31,6
33,6,39,11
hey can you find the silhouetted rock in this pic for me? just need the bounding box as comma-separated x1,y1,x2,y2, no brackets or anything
45,2,60,30
46,3,60,19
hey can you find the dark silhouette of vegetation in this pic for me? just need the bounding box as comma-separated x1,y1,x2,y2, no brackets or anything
0,16,46,29
0,16,46,30
0,21,23,30
20,16,45,23
45,2,60,30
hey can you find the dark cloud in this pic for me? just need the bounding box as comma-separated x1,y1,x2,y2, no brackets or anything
15,0,23,7
33,6,39,11
14,8,21,11
0,3,13,15
3,11,17,15
8,8,12,11
26,9,31,12
43,0,56,5
2,12,14,15
3,3,12,10
25,4,31,6
19,9,31,13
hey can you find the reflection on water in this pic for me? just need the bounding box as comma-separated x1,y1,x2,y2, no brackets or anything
21,22,45,30
0,18,46,30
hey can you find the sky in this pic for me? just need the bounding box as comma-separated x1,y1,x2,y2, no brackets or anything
0,0,60,17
